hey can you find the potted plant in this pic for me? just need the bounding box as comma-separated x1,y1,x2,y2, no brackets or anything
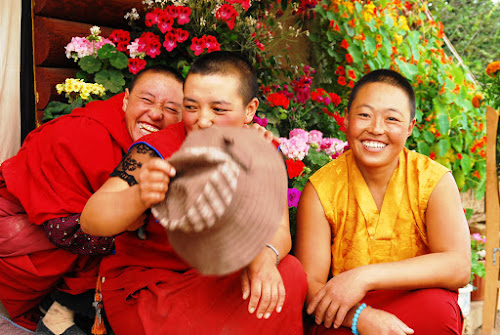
470,232,486,301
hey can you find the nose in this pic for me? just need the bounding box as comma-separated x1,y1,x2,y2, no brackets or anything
196,108,213,129
369,116,385,135
148,105,164,121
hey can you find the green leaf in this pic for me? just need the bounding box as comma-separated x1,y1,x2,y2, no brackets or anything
109,52,129,70
436,139,450,157
326,11,335,21
423,131,434,143
348,45,363,63
309,33,320,43
453,169,465,190
97,44,117,59
79,56,102,74
354,2,363,13
365,36,376,54
326,30,336,42
395,59,417,79
461,153,473,175
417,142,430,156
450,136,463,152
95,69,126,93
436,114,450,135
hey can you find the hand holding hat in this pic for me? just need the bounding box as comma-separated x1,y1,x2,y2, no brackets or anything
151,127,288,275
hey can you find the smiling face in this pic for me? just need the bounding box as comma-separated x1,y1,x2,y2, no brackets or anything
182,73,258,133
123,71,183,141
345,82,415,172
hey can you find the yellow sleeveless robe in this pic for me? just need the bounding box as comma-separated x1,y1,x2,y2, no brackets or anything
309,148,449,277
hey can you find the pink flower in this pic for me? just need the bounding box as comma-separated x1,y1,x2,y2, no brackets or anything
255,39,265,51
177,6,191,25
128,58,147,75
320,138,348,156
308,130,323,145
190,36,206,56
280,135,310,161
204,35,221,52
287,188,302,208
137,32,162,58
127,39,142,58
163,32,177,52
253,115,268,127
289,128,308,140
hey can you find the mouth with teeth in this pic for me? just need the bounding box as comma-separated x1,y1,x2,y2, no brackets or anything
138,122,160,135
362,140,387,151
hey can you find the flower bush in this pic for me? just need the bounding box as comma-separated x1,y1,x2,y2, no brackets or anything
280,128,348,234
470,232,486,282
299,0,486,198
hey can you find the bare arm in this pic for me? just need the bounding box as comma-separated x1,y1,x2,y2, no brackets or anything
81,145,176,236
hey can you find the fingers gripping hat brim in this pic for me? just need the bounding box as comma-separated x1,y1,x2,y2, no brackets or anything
151,127,288,275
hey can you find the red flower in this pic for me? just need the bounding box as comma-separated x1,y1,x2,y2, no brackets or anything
176,6,191,25
332,111,346,132
329,92,341,106
163,32,177,52
190,36,206,56
204,35,221,53
137,32,162,58
429,152,436,160
348,80,354,89
255,39,265,51
145,8,162,27
472,170,481,179
165,5,178,19
157,13,174,34
348,70,356,80
173,28,189,43
128,58,147,75
267,92,290,109
345,54,353,64
340,39,349,49
456,153,463,160
336,66,345,76
109,30,131,52
337,76,347,86
226,0,251,11
285,159,305,179
216,4,239,30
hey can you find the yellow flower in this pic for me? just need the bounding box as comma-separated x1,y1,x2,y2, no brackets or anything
394,34,403,45
56,84,64,95
343,1,354,14
376,34,383,43
486,61,500,77
398,16,409,31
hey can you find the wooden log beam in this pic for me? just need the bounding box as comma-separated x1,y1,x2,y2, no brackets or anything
36,67,78,110
34,16,116,67
34,0,144,28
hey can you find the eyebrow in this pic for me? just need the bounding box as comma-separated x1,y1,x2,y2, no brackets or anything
183,97,233,106
356,104,403,115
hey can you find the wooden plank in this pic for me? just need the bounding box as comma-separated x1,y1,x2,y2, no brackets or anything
482,106,500,334
36,67,78,110
34,0,144,28
34,16,116,66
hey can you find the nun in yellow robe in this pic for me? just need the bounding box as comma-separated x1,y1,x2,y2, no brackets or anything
295,69,470,335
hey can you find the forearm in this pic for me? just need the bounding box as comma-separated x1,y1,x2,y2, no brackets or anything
361,251,470,291
81,185,148,236
43,214,115,255
266,208,292,262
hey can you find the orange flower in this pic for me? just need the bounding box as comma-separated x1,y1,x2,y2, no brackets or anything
471,93,483,108
486,61,500,77
472,171,481,179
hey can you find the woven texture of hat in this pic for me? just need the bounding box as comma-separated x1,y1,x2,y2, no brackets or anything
152,127,287,275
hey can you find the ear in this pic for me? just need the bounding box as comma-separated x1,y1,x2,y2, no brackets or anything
344,110,349,128
122,88,130,112
244,97,259,124
407,118,416,137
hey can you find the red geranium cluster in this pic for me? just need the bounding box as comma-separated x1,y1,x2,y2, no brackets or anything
267,92,290,109
290,75,313,104
216,4,240,30
137,32,162,58
128,58,147,75
311,88,341,107
109,30,131,52
190,35,221,56
285,159,305,179
145,6,191,32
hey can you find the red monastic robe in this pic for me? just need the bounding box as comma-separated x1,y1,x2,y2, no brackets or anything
0,93,132,330
100,125,308,334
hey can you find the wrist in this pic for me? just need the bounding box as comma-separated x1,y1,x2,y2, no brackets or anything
265,243,280,266
351,303,370,335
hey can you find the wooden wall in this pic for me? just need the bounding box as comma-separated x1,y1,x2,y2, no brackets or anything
33,0,143,124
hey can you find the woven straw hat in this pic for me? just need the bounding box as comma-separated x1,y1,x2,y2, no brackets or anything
151,127,287,275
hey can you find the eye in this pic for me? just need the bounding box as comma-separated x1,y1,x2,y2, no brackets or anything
166,107,180,114
141,97,152,103
358,112,370,118
387,116,400,122
184,105,196,111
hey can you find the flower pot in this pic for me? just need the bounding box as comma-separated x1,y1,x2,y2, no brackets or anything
471,274,486,301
